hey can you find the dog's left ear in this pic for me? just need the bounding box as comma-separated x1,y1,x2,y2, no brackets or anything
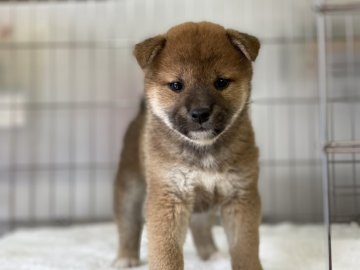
133,35,166,69
226,29,260,62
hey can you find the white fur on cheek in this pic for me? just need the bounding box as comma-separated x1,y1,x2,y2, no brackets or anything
217,91,249,139
149,94,174,130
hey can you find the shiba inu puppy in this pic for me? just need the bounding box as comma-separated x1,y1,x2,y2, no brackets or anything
114,22,262,270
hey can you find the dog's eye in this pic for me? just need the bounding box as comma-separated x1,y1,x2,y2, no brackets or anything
214,78,230,91
168,81,183,92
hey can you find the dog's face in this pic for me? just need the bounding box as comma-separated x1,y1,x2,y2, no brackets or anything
134,22,260,145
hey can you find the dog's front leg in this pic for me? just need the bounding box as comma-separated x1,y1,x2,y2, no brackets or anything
221,189,262,270
146,184,191,270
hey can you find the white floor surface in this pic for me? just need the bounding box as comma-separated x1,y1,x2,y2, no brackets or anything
0,223,359,270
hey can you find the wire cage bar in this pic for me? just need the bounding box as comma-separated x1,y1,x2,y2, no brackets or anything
315,2,332,268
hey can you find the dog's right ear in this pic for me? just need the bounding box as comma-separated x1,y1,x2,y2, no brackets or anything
133,35,166,70
226,29,260,62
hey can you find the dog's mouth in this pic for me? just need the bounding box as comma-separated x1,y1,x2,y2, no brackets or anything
188,130,216,141
186,126,224,142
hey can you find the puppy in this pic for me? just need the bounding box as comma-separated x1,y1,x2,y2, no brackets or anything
113,22,262,270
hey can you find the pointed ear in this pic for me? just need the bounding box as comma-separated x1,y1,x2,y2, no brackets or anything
133,35,166,69
226,29,260,62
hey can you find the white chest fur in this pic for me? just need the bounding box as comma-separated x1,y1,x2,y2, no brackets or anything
167,167,243,200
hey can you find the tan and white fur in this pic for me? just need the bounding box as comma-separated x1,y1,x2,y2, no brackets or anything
113,22,262,270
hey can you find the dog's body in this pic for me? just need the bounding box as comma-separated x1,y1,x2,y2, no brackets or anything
114,22,262,270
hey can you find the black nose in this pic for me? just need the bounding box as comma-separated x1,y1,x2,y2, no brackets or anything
190,107,211,124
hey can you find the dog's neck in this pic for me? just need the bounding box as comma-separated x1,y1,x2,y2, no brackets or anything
145,106,257,171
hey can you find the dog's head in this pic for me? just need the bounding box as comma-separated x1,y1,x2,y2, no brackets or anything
134,22,260,145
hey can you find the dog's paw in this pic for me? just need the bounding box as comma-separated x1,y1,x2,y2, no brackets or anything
209,251,226,260
197,245,218,261
112,257,140,269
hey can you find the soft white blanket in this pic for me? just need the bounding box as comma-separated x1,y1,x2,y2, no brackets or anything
0,223,359,270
